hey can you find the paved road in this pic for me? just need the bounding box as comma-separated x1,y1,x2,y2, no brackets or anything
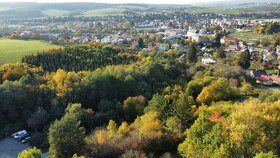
0,138,29,158
42,152,48,158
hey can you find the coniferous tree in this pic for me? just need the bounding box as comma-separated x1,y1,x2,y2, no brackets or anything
48,104,85,158
186,43,197,63
237,49,251,69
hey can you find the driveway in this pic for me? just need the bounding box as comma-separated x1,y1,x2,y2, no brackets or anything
0,138,29,158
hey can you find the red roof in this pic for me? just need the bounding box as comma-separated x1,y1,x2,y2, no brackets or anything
170,31,177,36
222,36,237,42
258,75,271,82
228,45,238,49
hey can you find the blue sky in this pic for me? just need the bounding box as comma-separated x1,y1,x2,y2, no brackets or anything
0,0,225,4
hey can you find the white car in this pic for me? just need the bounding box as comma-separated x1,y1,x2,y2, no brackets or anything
13,130,27,139
11,130,26,138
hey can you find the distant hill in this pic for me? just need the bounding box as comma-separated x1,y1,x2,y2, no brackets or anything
0,1,279,20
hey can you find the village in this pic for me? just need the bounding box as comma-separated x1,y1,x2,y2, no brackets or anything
1,11,280,87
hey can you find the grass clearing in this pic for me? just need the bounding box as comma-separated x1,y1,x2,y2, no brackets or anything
83,8,126,17
230,31,274,43
0,39,62,64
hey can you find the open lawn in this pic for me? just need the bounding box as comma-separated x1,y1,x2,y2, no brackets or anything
230,31,274,43
0,39,61,64
83,8,126,17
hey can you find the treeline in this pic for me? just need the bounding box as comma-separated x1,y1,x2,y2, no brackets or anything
22,43,136,72
253,21,280,35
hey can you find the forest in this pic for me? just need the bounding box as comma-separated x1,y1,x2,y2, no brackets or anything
0,42,279,158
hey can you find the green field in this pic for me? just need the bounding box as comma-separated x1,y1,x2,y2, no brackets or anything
83,8,126,17
42,9,70,17
230,31,274,43
0,6,12,12
0,39,61,64
188,7,239,15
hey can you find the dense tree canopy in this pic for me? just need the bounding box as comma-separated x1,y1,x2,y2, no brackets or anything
0,41,279,157
18,147,42,158
178,99,280,158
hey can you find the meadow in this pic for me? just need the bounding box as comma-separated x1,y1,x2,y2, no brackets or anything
0,39,61,64
42,9,70,17
230,31,274,43
82,8,126,17
188,7,239,15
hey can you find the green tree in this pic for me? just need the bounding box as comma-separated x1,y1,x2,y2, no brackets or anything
123,96,146,121
216,46,226,58
48,104,85,158
197,78,235,104
107,120,117,136
255,151,278,158
138,37,144,48
18,147,42,158
186,43,197,63
240,82,254,95
236,50,251,69
178,100,280,158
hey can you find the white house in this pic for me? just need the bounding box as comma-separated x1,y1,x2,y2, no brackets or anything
187,27,205,42
202,58,216,65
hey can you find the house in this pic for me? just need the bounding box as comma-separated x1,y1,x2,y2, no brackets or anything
257,75,273,85
187,27,205,42
226,45,239,52
191,35,205,42
202,58,216,65
220,36,238,44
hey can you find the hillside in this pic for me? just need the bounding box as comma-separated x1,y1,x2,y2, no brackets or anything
0,2,279,20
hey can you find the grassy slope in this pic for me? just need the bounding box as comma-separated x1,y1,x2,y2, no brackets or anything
0,39,61,64
188,7,239,14
230,31,274,43
42,9,70,17
0,6,12,12
83,8,127,17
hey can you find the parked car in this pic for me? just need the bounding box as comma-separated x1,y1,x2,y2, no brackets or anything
18,133,30,141
21,136,31,144
11,130,26,138
14,130,27,139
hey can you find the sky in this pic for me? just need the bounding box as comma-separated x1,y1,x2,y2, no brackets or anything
0,0,225,4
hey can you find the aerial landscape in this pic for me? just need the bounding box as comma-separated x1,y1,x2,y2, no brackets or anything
0,0,280,158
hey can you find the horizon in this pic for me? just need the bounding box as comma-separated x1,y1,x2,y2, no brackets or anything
0,0,226,4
